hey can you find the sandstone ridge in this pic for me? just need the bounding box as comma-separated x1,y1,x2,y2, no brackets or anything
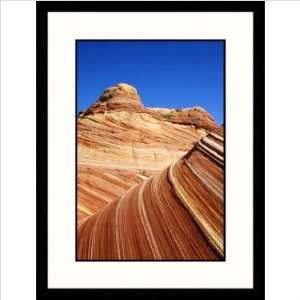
79,83,217,130
77,133,224,260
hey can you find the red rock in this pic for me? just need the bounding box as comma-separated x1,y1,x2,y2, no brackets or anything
82,83,144,115
80,83,217,131
145,107,217,130
77,110,207,224
77,133,224,260
77,83,219,226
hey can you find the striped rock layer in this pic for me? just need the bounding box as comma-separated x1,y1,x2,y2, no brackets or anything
80,83,144,115
77,111,208,223
77,83,218,224
77,132,224,260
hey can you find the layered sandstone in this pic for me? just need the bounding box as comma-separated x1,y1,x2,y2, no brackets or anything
145,107,217,130
77,132,224,260
80,83,144,115
77,83,218,224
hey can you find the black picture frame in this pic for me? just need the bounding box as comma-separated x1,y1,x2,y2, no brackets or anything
36,1,265,299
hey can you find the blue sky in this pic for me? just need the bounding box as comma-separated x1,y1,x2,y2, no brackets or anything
77,40,224,125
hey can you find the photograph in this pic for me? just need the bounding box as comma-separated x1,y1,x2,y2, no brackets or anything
76,40,225,261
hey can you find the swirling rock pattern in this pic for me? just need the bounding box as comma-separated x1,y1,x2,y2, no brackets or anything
77,83,224,260
77,132,224,260
77,110,209,223
77,84,217,224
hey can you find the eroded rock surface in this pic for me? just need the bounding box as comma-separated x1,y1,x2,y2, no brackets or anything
77,132,224,260
80,83,144,115
77,83,220,232
145,107,217,130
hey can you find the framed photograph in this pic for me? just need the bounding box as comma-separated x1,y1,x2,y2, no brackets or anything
37,1,265,299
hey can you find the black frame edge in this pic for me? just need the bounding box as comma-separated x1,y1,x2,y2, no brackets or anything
36,1,265,299
36,2,48,297
253,2,265,299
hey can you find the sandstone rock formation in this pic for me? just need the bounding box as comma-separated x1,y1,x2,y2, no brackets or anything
214,124,224,136
77,83,224,260
145,107,217,130
77,83,218,224
77,132,224,260
81,83,144,115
